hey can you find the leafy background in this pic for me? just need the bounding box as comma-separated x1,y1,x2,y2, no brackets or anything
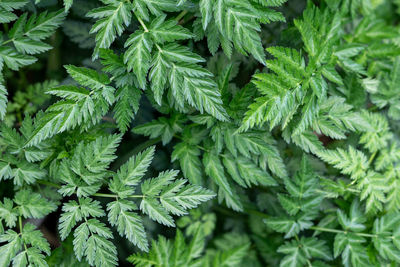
1,0,400,266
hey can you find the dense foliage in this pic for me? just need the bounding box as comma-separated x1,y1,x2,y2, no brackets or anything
0,0,400,266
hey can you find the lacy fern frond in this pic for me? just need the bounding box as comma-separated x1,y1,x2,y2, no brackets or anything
1,0,400,266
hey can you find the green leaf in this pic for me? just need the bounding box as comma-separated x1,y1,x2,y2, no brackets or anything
12,162,46,186
160,179,215,212
149,15,193,43
73,222,90,261
203,152,241,210
123,31,153,89
107,200,148,251
0,230,22,267
167,60,229,121
0,47,36,71
357,171,388,212
65,65,115,104
369,57,400,120
387,178,400,212
140,198,174,227
210,0,286,63
47,85,90,101
0,199,17,228
12,251,27,267
359,112,392,153
239,79,300,132
64,0,73,11
25,84,110,147
279,156,323,215
265,214,313,238
172,142,203,185
13,37,52,55
322,65,343,85
372,213,400,263
219,242,250,266
14,190,57,219
301,237,332,261
0,161,12,181
0,84,7,120
162,43,204,63
24,10,66,41
141,170,179,196
59,200,82,240
113,146,155,187
235,156,277,187
87,0,132,58
132,0,179,22
86,232,118,267
226,130,287,178
0,0,28,11
222,154,246,188
334,233,370,266
149,50,168,105
278,237,331,267
337,200,366,232
113,85,141,132
316,147,368,180
128,229,206,267
199,0,212,30
81,134,121,175
290,130,324,154
68,199,117,266
133,115,184,145
59,198,105,241
26,247,48,267
21,223,50,255
0,10,17,23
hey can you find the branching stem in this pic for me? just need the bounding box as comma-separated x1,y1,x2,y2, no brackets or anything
368,151,377,165
175,10,188,22
137,17,149,32
310,226,377,238
37,180,145,199
93,193,144,199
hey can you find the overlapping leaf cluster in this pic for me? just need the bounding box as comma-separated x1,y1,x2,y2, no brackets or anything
1,0,400,266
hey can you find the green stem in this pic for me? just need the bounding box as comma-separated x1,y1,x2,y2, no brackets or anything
310,226,344,234
37,179,144,199
129,137,162,156
19,217,28,250
2,39,13,45
310,226,377,238
173,134,229,159
36,138,161,199
155,43,163,52
175,10,188,22
137,17,149,32
354,232,377,238
37,179,61,189
93,193,144,198
246,209,269,219
2,24,8,33
249,211,379,239
92,193,119,198
18,216,23,232
368,151,377,165
345,187,360,193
